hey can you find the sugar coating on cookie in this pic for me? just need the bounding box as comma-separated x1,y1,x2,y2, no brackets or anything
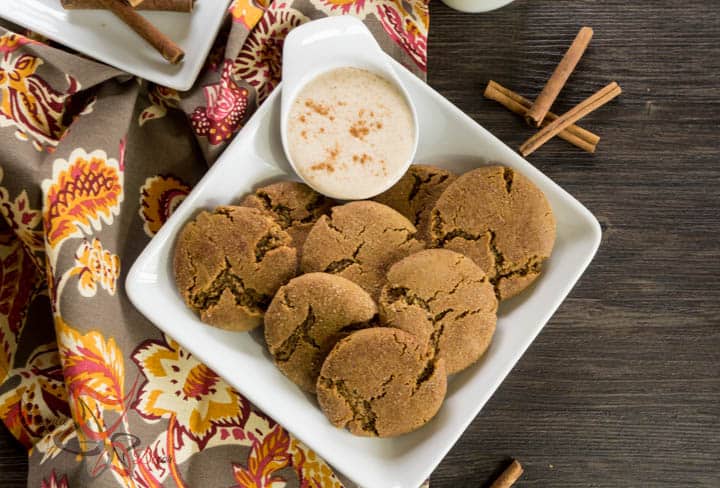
173,206,297,331
317,328,447,437
240,181,334,252
430,166,556,300
264,273,378,392
379,249,497,375
373,164,457,242
301,201,425,298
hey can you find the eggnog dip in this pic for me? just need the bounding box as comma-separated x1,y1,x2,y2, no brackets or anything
286,67,416,199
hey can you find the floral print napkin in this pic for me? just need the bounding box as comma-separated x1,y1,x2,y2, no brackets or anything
0,0,429,486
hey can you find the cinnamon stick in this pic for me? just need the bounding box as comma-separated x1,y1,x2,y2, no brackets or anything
127,0,145,6
526,26,594,127
97,0,184,64
520,81,622,157
484,80,599,153
489,459,524,488
61,0,194,11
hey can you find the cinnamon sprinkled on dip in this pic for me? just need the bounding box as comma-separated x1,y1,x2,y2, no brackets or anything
287,67,415,199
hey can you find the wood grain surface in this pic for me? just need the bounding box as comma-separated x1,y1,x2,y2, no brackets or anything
1,0,718,486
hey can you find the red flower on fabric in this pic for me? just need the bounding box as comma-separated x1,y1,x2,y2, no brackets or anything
191,60,249,145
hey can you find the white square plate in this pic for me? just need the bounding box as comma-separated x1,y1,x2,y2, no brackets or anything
127,56,601,488
1,0,230,90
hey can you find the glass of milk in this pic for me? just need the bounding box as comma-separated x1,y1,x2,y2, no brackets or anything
441,0,515,13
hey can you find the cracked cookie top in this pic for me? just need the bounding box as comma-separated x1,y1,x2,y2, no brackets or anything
316,328,447,437
240,181,334,254
264,273,378,393
173,206,298,332
300,201,425,298
430,165,556,300
379,249,497,375
373,164,457,243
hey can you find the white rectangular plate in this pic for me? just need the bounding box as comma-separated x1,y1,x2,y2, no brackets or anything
1,0,230,91
127,56,601,488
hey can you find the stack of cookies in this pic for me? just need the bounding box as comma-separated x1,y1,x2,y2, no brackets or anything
173,165,556,437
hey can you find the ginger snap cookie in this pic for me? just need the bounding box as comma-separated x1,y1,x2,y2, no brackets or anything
301,201,424,298
174,206,297,331
379,249,497,375
373,164,457,242
316,328,447,437
264,273,378,392
240,181,334,252
430,166,556,300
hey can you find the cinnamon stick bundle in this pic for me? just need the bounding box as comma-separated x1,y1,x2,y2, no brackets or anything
484,80,600,153
526,26,594,127
97,0,184,63
520,81,622,156
61,0,194,12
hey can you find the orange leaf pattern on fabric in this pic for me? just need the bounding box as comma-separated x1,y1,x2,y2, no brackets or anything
230,0,269,30
0,166,45,265
132,335,250,449
138,175,190,237
0,343,70,449
56,318,125,414
0,32,80,152
53,319,141,485
233,3,309,103
232,424,291,488
41,148,123,259
69,238,120,297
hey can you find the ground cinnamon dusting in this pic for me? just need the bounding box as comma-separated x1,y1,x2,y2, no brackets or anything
309,144,340,173
305,99,330,117
309,163,335,173
352,153,372,165
349,120,370,140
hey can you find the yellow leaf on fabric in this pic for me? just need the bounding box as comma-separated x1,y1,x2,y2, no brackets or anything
232,424,291,488
41,148,123,261
55,317,125,413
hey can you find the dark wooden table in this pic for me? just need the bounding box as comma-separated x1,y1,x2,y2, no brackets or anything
2,0,719,486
